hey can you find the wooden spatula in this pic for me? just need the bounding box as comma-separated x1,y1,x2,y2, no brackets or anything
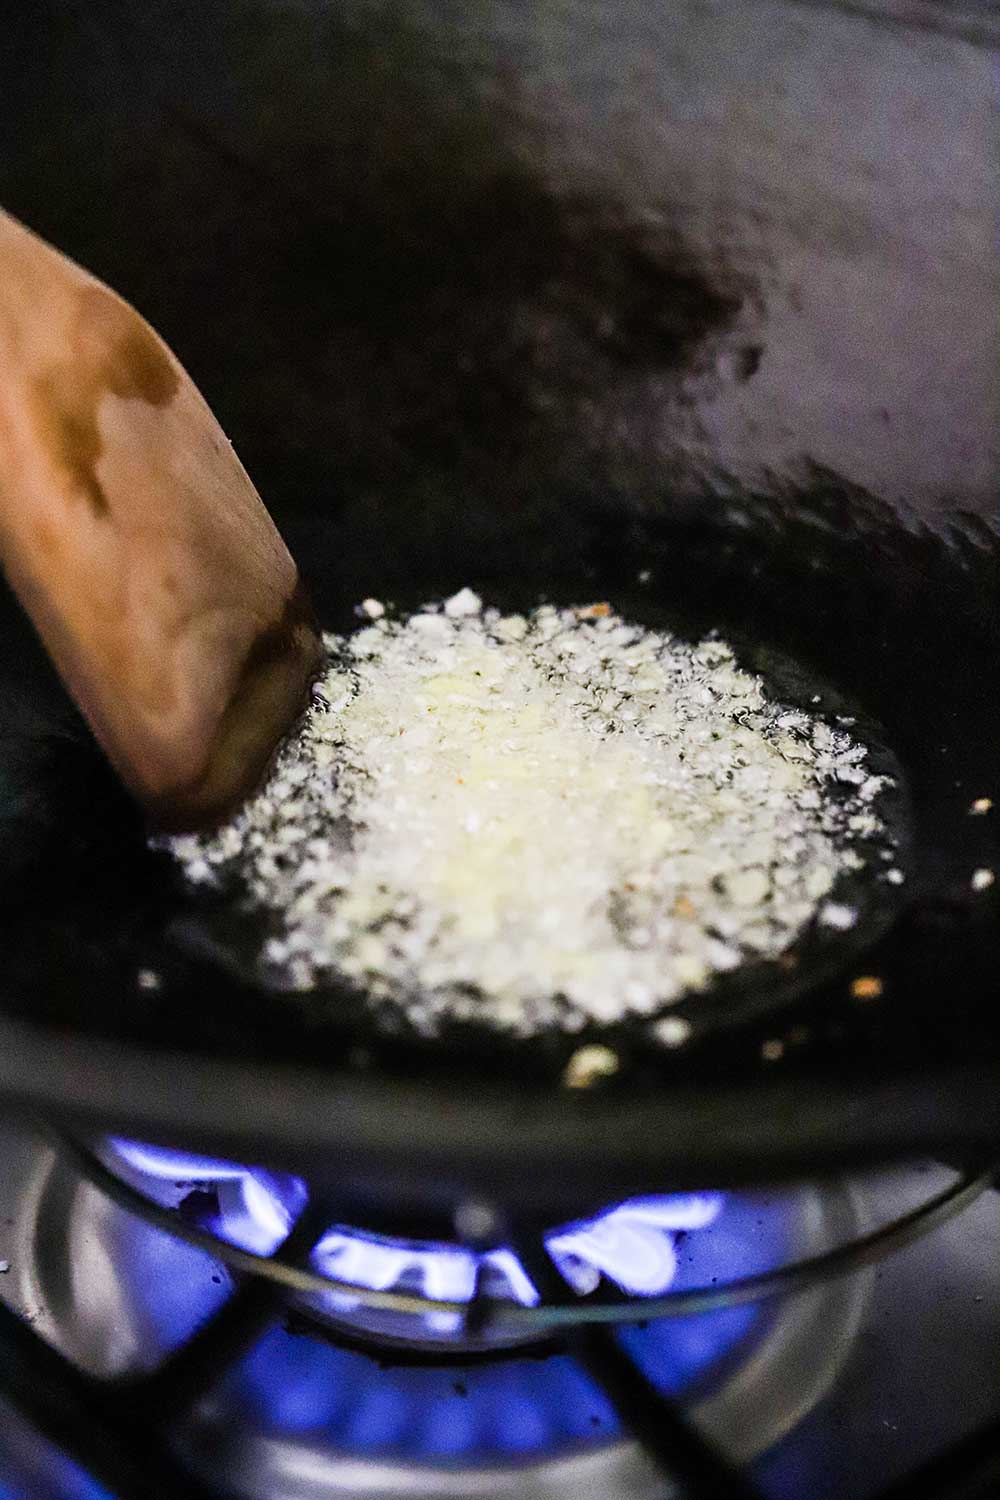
0,209,322,831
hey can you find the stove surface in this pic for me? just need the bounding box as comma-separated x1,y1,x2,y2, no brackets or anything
0,1118,996,1500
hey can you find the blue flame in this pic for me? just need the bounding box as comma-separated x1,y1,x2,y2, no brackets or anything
104,1139,789,1465
216,1327,625,1456
107,1138,721,1316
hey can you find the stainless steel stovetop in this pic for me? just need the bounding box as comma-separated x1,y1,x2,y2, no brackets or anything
0,1118,997,1500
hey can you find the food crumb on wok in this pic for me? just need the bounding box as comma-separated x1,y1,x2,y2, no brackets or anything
971,868,995,892
563,1044,620,1088
818,902,858,931
163,593,897,1038
969,797,993,815
651,1015,692,1048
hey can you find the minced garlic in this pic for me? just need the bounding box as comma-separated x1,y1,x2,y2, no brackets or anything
166,592,894,1036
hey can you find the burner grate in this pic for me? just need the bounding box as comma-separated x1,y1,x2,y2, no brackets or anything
49,1125,991,1331
0,1121,994,1500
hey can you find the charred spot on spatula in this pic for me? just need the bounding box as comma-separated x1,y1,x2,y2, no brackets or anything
141,580,322,834
75,286,179,407
30,366,110,517
239,578,320,684
30,288,180,519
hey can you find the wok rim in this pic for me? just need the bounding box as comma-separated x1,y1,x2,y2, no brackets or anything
0,1009,997,1207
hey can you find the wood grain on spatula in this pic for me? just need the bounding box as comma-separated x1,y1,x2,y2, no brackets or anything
0,210,321,831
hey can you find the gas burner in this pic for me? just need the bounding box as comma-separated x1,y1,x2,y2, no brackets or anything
3,1128,870,1499
0,1117,993,1500
106,1138,726,1351
176,1191,867,1500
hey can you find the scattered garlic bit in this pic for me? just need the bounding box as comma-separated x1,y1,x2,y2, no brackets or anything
493,614,527,642
761,1038,785,1062
970,797,993,815
136,969,162,992
724,868,771,907
850,975,884,1001
165,593,894,1036
563,1045,620,1089
819,902,858,931
652,1015,692,1049
971,868,995,892
443,587,482,619
885,868,905,885
360,598,385,619
805,865,835,899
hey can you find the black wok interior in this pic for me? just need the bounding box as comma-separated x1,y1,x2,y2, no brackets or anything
0,0,996,1195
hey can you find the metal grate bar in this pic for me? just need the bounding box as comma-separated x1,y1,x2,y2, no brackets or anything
0,1299,227,1500
113,1199,333,1423
13,1123,994,1500
574,1323,762,1500
37,1122,994,1329
511,1229,762,1500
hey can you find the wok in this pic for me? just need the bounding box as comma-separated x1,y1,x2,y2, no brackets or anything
0,0,995,1216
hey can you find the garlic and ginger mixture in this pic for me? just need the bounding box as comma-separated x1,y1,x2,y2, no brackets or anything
168,590,892,1035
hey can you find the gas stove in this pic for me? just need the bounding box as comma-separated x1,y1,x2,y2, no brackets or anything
0,1118,996,1500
